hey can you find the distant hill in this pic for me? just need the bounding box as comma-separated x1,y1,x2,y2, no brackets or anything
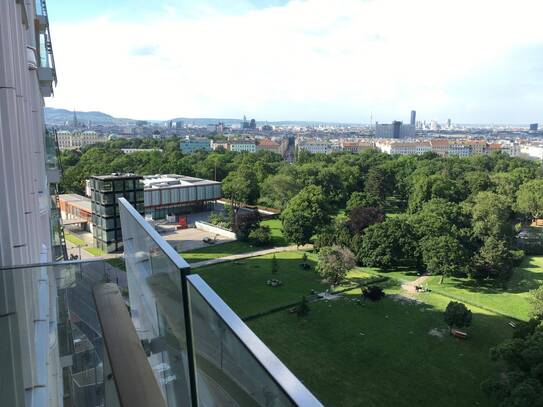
44,107,360,127
44,107,131,125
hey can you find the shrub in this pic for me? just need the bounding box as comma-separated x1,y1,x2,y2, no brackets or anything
444,301,472,329
249,226,271,246
362,285,385,302
233,210,261,241
297,296,310,317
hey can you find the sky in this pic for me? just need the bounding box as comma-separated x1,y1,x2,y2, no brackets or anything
45,0,543,124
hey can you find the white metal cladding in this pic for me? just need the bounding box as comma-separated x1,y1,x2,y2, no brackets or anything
143,183,221,207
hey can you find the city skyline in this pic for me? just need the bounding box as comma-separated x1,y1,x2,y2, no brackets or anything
45,0,543,123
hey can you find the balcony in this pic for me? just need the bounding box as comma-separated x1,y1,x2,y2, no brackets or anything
35,0,57,97
0,198,321,406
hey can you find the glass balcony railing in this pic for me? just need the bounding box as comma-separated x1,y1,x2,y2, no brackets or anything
118,197,321,406
0,259,127,407
1,199,321,406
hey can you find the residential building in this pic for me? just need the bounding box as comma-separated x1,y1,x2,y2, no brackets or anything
90,174,144,253
376,140,431,155
340,140,374,153
179,136,211,154
256,138,288,155
430,138,449,156
297,139,332,154
142,174,221,219
520,144,543,161
447,142,472,157
230,139,257,153
211,140,229,151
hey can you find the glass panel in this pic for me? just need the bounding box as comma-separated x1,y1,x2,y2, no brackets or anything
119,199,193,406
187,277,295,406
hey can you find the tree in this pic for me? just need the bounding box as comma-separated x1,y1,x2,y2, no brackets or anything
297,296,310,317
281,185,331,246
531,286,543,318
517,179,543,221
355,218,419,269
316,246,355,287
232,210,260,241
420,235,468,283
260,173,301,210
314,221,352,251
364,167,391,201
222,166,259,215
271,254,278,274
346,191,382,212
443,301,472,330
300,252,310,269
483,324,543,406
347,206,385,235
469,191,512,240
470,237,516,281
248,226,271,246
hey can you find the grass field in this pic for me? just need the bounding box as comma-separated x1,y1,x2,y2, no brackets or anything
363,256,543,321
422,256,543,321
181,219,286,263
85,247,106,256
249,288,511,407
195,251,325,318
64,232,85,246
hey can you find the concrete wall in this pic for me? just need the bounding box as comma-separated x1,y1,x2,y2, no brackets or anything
195,221,237,239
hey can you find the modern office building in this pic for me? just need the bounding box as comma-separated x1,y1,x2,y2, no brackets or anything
375,121,416,138
142,174,221,219
90,174,144,252
410,110,416,126
179,135,211,154
530,123,539,131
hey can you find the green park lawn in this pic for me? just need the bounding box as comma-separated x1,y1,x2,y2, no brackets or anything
422,256,543,321
64,232,85,246
194,251,325,318
364,256,543,321
249,288,511,407
181,219,287,263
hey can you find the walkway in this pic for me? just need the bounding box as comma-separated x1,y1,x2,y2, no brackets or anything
190,244,312,269
400,275,429,297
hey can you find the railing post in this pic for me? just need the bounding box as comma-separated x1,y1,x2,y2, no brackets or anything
180,268,199,407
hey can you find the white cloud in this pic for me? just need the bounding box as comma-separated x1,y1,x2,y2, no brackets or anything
46,0,543,123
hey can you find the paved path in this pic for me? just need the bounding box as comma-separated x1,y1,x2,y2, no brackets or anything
401,275,429,297
190,244,312,269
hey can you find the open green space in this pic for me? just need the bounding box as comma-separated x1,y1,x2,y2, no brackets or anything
181,219,286,263
64,232,85,246
363,256,543,321
422,256,543,321
195,251,324,318
249,288,511,407
85,247,106,256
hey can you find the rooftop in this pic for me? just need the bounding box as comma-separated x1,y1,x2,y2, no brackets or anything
143,174,219,189
92,173,141,180
59,193,92,211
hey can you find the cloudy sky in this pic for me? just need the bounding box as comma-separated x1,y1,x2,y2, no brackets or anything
45,0,543,123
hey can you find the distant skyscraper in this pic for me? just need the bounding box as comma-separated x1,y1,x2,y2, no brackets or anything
410,110,416,126
447,118,452,129
530,123,538,131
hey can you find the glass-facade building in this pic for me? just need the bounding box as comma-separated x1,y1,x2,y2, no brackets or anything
90,174,144,253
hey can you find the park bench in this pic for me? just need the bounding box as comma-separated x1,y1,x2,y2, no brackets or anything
508,321,517,328
451,329,468,339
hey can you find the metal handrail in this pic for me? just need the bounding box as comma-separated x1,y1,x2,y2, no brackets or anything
187,274,323,406
0,258,104,271
93,283,166,407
